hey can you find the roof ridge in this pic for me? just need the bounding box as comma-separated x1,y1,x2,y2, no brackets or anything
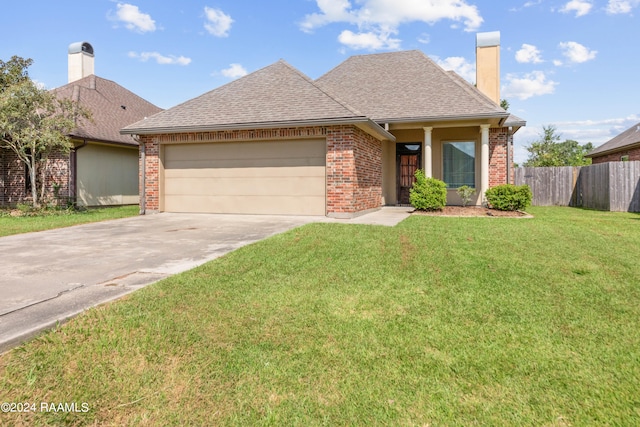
276,60,367,118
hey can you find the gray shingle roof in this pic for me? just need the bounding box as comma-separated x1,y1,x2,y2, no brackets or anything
587,122,640,157
123,60,369,134
315,50,509,123
53,75,162,146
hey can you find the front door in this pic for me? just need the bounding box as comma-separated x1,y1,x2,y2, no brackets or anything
396,144,422,205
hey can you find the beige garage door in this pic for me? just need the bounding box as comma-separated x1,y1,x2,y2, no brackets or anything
163,139,326,215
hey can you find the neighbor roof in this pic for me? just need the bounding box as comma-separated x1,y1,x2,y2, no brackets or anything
587,121,640,157
316,50,510,124
53,75,162,146
122,60,390,137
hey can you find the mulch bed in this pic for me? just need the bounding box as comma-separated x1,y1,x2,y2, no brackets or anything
412,206,531,218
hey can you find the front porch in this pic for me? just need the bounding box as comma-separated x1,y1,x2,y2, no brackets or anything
381,123,513,207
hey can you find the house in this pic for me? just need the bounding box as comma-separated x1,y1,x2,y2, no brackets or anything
122,31,525,217
0,42,162,207
586,121,640,163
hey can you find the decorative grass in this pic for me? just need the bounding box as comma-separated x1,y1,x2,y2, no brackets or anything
1,207,639,426
0,205,139,237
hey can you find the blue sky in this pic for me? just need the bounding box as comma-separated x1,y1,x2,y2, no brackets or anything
2,0,639,163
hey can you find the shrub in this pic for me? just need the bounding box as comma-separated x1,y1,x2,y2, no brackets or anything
456,185,476,207
485,184,532,211
409,170,447,211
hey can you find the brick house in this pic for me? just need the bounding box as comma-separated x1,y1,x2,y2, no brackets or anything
123,32,525,217
0,42,161,207
586,121,640,164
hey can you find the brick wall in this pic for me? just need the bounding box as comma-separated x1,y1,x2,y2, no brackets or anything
139,125,384,216
489,127,513,187
139,135,160,212
591,147,640,164
325,125,382,214
0,148,71,206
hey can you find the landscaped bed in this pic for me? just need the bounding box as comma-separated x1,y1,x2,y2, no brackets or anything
1,206,639,426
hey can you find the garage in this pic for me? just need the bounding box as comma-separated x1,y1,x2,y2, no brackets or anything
162,139,326,215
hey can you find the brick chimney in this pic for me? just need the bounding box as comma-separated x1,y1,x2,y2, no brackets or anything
476,32,500,105
68,42,94,83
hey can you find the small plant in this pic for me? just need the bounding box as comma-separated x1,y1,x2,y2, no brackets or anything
409,170,447,211
456,185,476,207
485,184,532,211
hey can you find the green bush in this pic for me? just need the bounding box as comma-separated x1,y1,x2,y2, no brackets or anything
456,185,476,207
409,170,447,211
485,184,532,211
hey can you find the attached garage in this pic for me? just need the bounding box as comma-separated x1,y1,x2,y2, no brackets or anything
162,139,326,215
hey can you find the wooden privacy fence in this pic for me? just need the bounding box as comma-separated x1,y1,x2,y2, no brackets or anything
514,161,640,212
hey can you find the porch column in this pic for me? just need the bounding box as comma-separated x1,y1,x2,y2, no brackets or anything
480,124,490,202
423,127,433,178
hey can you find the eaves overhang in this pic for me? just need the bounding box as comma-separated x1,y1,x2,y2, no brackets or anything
121,116,396,142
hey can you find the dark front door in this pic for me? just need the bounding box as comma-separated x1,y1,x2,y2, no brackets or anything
396,144,422,205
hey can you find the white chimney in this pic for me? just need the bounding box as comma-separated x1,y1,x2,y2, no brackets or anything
68,42,94,83
476,32,500,105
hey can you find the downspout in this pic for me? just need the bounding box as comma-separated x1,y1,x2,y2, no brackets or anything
135,135,146,215
72,140,89,205
507,127,513,185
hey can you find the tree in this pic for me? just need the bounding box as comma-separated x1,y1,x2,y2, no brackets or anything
523,125,593,167
500,98,510,111
0,56,89,207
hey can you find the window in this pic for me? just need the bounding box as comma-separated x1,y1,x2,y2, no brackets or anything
443,141,475,188
621,155,629,162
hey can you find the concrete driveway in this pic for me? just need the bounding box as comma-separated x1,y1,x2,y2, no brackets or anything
0,208,411,352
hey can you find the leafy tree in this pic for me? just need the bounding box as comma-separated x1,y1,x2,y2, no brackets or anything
500,98,510,111
0,56,90,207
523,125,593,167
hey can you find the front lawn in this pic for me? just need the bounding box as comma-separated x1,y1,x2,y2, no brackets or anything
1,207,639,426
0,205,139,237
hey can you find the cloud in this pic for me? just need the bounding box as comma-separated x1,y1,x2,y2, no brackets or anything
300,0,483,51
560,0,593,17
606,0,640,14
557,41,597,64
204,7,233,37
111,3,156,33
515,44,543,64
433,56,475,82
417,33,431,44
128,52,191,66
502,71,558,100
338,29,401,50
220,63,248,79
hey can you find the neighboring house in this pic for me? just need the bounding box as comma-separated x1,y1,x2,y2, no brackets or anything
586,121,640,164
0,42,162,207
123,32,525,217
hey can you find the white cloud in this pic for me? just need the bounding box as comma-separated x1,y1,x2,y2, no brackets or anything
204,7,233,37
515,44,543,64
128,52,191,66
558,41,597,64
338,30,401,50
221,63,248,79
417,33,430,44
111,3,156,33
606,0,640,14
560,0,593,17
502,71,558,100
300,0,483,51
433,56,475,82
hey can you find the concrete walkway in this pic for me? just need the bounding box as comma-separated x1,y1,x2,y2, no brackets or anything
0,207,411,353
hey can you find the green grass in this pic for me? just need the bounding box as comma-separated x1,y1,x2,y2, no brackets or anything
0,205,139,237
1,206,639,426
